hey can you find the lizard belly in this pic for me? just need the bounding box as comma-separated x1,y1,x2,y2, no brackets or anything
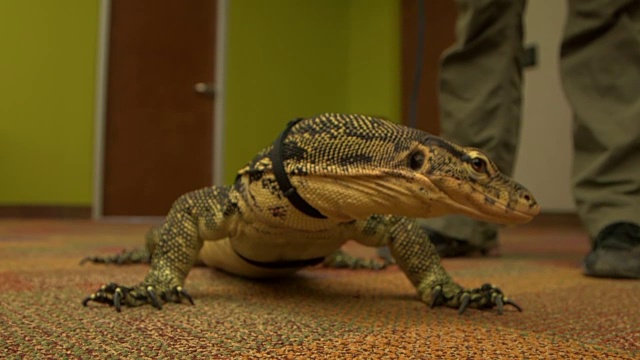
198,238,301,278
198,231,346,278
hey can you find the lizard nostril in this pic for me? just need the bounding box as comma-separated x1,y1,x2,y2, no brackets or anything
524,194,531,202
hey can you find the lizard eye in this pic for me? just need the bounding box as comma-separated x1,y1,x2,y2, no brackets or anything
470,157,487,173
409,150,425,170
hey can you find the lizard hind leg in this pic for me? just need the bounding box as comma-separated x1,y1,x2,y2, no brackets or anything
322,249,393,270
80,247,151,265
79,225,159,265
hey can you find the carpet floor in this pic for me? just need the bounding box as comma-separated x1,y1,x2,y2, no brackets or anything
0,217,638,359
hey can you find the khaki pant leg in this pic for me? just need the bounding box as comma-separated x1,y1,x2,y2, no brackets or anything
419,0,526,245
561,0,640,241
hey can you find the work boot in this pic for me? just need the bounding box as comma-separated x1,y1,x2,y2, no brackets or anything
583,222,640,279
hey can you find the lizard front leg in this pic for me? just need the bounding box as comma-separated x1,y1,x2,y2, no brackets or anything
83,187,234,311
352,215,521,314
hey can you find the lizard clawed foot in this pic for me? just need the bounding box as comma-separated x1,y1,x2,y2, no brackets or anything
82,282,194,312
430,283,522,315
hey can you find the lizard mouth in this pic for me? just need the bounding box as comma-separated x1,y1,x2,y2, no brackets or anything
463,199,539,225
446,197,538,225
435,181,540,225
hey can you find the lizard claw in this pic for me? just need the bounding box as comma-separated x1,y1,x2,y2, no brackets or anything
485,283,522,313
146,286,163,310
494,293,504,315
463,283,521,315
176,286,195,305
83,282,194,311
429,285,445,309
113,287,124,312
503,298,522,312
457,292,471,315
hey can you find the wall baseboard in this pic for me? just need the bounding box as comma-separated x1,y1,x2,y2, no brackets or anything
0,205,92,219
0,205,579,225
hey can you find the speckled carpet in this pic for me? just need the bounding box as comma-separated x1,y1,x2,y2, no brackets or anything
0,217,638,359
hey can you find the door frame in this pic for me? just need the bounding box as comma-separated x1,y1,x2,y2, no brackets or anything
92,0,229,219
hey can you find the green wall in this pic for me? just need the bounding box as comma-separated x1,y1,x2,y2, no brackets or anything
346,0,400,119
0,0,399,205
0,0,99,205
224,0,400,183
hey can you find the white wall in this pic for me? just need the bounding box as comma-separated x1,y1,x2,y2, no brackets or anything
513,0,575,212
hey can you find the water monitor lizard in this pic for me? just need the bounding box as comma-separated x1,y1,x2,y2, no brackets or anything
82,113,540,314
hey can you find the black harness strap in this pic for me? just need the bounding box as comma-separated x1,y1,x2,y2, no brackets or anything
271,118,327,219
233,246,325,269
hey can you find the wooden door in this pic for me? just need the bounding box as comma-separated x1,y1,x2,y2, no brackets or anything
103,0,217,216
401,0,457,135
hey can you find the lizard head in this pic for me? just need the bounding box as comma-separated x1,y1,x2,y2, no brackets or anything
407,139,540,224
278,114,540,224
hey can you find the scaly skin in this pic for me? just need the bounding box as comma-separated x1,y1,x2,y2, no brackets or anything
83,114,539,313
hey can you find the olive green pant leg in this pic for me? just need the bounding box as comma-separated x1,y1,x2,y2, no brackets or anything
561,0,640,241
418,0,526,246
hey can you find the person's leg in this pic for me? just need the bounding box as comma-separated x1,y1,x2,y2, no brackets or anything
561,0,640,278
417,0,526,255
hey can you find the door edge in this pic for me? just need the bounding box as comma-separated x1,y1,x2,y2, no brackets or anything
213,0,229,187
92,0,111,220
